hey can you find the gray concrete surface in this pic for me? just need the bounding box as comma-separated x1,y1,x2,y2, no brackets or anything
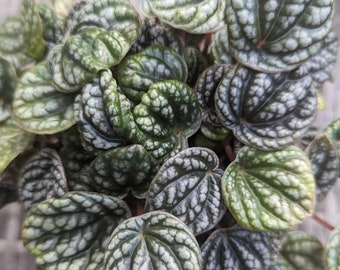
0,0,340,269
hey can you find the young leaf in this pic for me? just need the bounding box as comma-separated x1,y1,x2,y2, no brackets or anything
272,231,324,270
201,226,280,270
325,227,340,270
307,133,339,201
146,0,226,33
145,147,225,235
22,191,131,269
0,118,35,173
18,148,68,212
12,63,76,134
88,144,159,199
221,146,316,231
227,0,334,72
116,45,188,102
215,65,317,150
104,211,202,269
65,0,141,44
0,181,18,209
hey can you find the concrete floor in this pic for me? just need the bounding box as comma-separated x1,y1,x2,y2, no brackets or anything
1,0,340,269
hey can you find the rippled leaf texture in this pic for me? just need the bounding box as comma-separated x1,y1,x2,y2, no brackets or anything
0,0,44,70
325,227,340,270
215,65,317,150
145,147,225,235
221,146,316,231
102,70,202,161
185,47,207,86
307,133,339,201
325,117,340,167
65,0,141,44
0,181,18,208
273,231,324,270
74,77,124,153
146,0,226,33
116,45,188,102
226,0,334,73
130,18,183,55
104,211,202,269
211,28,235,65
88,145,159,199
201,226,280,270
0,56,17,105
49,28,130,93
0,119,35,173
302,31,338,88
22,191,131,269
12,63,75,134
196,64,230,140
18,149,68,212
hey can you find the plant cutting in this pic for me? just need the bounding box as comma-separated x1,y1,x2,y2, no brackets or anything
0,0,340,269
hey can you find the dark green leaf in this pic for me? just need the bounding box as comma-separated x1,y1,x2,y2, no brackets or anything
146,0,226,33
325,227,340,270
0,55,17,105
145,147,225,235
201,226,280,270
307,133,339,200
215,65,317,150
272,231,324,270
22,191,131,269
221,146,316,231
104,211,202,269
116,45,188,102
0,181,18,208
88,144,159,198
226,0,334,72
18,148,68,212
12,62,76,134
185,46,207,86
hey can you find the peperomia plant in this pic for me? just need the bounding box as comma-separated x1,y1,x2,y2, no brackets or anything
1,0,340,269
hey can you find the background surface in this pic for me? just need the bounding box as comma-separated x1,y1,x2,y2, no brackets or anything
0,1,340,269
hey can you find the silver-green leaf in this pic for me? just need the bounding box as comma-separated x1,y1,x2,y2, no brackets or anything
18,148,68,212
145,147,225,235
22,191,131,269
325,227,340,270
104,211,202,269
221,146,316,231
226,0,334,72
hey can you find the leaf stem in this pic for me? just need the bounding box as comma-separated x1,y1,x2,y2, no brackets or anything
312,213,335,231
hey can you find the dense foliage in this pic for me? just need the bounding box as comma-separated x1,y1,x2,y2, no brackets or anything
0,0,340,269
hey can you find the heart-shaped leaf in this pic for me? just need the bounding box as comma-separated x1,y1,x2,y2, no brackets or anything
74,77,124,153
12,62,76,134
116,45,188,102
65,0,141,44
0,181,18,208
146,0,226,33
325,227,340,270
0,118,35,173
104,211,202,269
215,65,317,150
221,145,316,231
307,133,339,200
201,226,280,270
18,148,68,212
22,191,131,269
272,231,324,270
226,0,334,72
88,144,159,198
145,147,225,235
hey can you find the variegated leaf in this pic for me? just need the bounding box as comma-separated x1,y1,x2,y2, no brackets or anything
325,227,340,270
145,147,225,235
325,117,340,167
146,0,226,33
201,226,280,270
18,148,68,211
211,27,235,65
221,146,316,231
104,211,202,269
0,55,17,105
226,0,334,72
185,47,207,86
22,191,131,269
116,45,188,102
88,145,159,198
215,65,317,150
12,63,76,134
